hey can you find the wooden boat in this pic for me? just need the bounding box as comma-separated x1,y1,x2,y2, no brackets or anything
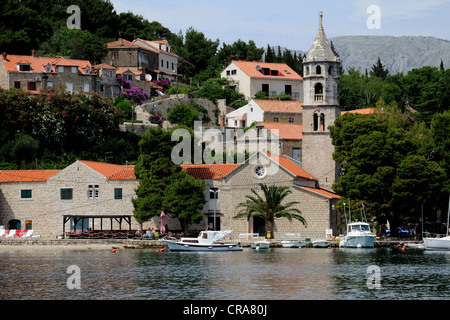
162,230,242,252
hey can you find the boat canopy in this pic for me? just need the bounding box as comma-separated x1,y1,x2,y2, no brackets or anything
348,223,371,232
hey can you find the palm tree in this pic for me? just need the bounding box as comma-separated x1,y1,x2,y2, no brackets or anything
234,183,307,238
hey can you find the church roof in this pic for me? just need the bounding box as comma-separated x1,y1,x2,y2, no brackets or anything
305,11,338,62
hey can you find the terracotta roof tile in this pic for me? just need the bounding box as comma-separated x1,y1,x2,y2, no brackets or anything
254,100,303,113
260,122,303,140
181,164,240,180
1,54,92,74
265,153,316,180
232,60,302,80
296,185,341,199
0,170,60,183
80,161,136,180
341,108,375,115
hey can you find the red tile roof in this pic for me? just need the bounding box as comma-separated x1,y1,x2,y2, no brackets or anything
1,54,92,75
107,39,139,48
232,60,302,80
265,153,316,180
260,122,303,140
254,100,303,113
80,160,136,180
341,108,375,115
296,185,341,199
0,170,60,183
181,164,240,180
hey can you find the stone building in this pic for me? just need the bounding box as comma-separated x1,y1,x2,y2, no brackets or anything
0,51,95,94
301,11,341,191
181,152,341,240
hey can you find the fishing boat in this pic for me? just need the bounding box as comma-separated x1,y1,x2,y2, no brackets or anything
251,240,270,250
312,239,331,248
423,194,450,251
339,202,376,248
279,233,305,248
162,230,243,252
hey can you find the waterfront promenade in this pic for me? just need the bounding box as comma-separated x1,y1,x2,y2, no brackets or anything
0,238,423,249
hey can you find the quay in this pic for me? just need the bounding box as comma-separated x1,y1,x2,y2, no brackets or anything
0,238,423,249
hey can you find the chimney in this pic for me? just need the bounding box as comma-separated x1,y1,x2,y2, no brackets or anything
118,38,123,46
31,50,37,58
1,52,7,61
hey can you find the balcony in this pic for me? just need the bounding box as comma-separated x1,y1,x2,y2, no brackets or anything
314,94,324,102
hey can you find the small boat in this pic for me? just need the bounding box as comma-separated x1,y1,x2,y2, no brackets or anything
312,240,331,248
423,194,450,251
339,222,376,248
279,233,305,248
339,202,376,248
423,236,450,251
162,230,243,252
251,240,270,250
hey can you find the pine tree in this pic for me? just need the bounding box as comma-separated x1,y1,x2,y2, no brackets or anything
370,57,389,80
265,45,275,63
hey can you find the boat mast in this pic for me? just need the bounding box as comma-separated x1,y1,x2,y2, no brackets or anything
447,193,450,237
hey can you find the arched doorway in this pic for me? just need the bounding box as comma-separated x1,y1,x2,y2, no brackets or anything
253,216,265,237
8,219,21,230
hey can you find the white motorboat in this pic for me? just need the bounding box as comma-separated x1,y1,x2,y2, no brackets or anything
251,240,270,250
312,240,331,248
423,236,450,251
423,194,450,251
339,222,376,248
279,233,305,248
162,230,242,252
339,202,376,248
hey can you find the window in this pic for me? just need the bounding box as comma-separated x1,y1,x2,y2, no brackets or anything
88,185,99,199
27,82,36,90
328,65,333,75
111,52,119,60
58,66,64,73
314,83,323,101
226,70,231,76
273,117,279,123
231,69,237,75
254,165,266,179
14,81,21,89
19,64,31,72
288,117,294,123
316,65,322,75
209,188,219,199
47,81,53,87
66,83,73,93
61,188,73,200
305,66,310,76
114,188,123,200
83,83,90,93
161,59,164,67
71,67,77,74
45,64,52,73
262,84,269,96
85,67,90,75
21,189,32,199
293,148,302,162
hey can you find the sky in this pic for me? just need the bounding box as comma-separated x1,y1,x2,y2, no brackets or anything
109,0,450,51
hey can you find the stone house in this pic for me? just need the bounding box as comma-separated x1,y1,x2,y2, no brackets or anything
226,99,303,128
104,38,179,83
0,51,95,94
220,60,303,101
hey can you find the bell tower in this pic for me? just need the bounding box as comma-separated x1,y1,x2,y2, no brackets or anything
302,11,341,191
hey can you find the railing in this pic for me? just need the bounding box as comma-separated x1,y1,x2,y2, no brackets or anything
314,94,324,101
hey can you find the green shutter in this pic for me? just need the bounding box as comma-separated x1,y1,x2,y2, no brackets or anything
114,188,122,199
61,188,73,200
21,189,32,199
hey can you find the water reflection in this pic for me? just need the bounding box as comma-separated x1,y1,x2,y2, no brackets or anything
0,247,448,300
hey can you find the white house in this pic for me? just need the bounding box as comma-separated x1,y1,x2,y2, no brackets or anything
226,99,303,128
220,60,303,101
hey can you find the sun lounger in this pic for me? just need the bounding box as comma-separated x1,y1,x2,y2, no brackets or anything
5,230,16,238
21,230,34,238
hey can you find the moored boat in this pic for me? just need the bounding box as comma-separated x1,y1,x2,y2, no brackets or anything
423,194,450,251
312,240,331,248
339,222,376,248
251,240,270,250
162,230,243,252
